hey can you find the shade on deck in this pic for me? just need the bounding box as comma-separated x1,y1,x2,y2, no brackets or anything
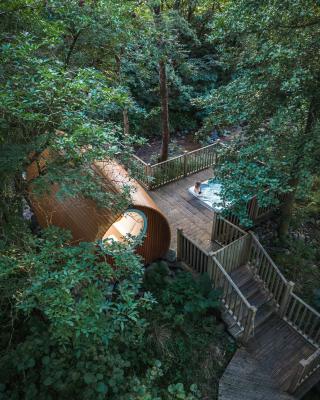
27,152,171,264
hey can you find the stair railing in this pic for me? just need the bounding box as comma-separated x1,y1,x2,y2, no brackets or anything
177,228,256,342
247,232,290,308
283,293,320,347
247,232,320,348
289,348,320,393
211,213,247,245
211,256,257,342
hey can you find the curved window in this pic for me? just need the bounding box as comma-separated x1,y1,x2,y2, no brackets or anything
102,209,147,245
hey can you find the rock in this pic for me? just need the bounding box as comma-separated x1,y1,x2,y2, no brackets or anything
164,249,177,263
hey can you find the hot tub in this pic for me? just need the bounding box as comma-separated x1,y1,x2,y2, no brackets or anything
188,179,231,211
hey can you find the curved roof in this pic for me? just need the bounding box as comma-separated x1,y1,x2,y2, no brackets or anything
27,152,171,263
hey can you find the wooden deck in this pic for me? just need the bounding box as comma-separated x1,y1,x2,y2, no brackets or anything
148,168,219,252
219,314,316,400
147,167,319,399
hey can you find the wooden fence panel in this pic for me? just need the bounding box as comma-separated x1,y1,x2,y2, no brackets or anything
284,293,320,347
214,234,251,274
177,229,255,342
177,228,209,274
151,155,185,188
248,233,287,306
211,257,256,341
289,349,320,393
185,144,218,175
211,213,247,245
130,142,219,189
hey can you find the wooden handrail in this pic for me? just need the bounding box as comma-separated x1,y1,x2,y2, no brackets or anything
249,232,288,284
213,234,251,274
129,142,219,189
289,348,320,392
213,257,252,309
132,154,149,166
213,256,257,342
219,215,247,237
214,232,249,254
150,152,185,168
301,348,320,367
183,141,220,156
290,293,320,320
248,232,320,347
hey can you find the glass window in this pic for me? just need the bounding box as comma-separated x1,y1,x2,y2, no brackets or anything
102,209,147,244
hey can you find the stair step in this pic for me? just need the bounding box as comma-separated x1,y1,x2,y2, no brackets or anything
222,311,243,339
230,265,253,287
239,279,261,299
254,302,274,330
248,290,271,308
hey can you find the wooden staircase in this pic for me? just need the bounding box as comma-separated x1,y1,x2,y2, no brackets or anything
176,215,320,399
225,264,275,338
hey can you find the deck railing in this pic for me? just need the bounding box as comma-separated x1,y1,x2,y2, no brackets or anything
129,142,220,190
247,233,289,307
214,234,251,275
177,228,210,274
211,257,257,342
289,349,320,393
247,233,320,347
177,228,256,342
177,211,320,392
283,293,320,347
211,213,247,245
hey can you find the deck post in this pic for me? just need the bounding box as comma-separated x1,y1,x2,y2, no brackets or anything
177,228,183,261
207,252,215,282
288,361,305,393
146,163,152,190
242,306,257,343
183,150,188,177
242,233,253,265
279,281,295,318
211,213,218,242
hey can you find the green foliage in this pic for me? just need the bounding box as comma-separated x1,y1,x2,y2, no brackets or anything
1,227,211,399
0,2,263,398
198,0,320,231
142,263,234,398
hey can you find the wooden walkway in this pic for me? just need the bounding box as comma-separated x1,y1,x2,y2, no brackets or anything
148,169,219,252
147,167,319,400
220,314,317,400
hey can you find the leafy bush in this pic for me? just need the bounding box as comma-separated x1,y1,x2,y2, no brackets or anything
0,228,203,400
142,262,235,399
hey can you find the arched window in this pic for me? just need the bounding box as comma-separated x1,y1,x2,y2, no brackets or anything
102,209,147,245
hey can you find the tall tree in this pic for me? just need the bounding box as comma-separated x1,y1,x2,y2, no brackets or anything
152,2,170,161
199,0,320,238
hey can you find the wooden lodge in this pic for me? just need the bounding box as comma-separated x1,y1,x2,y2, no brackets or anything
27,151,170,264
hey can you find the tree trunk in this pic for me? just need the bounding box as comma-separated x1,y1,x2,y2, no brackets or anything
278,178,299,240
159,60,170,161
278,97,319,239
123,108,129,135
152,4,170,162
115,53,130,136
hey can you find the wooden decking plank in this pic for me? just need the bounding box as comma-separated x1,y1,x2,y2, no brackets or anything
146,169,318,399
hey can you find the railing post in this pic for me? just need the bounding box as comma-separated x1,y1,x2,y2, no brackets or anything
211,213,218,242
242,306,257,343
242,233,253,265
146,163,152,189
177,228,183,261
207,252,215,282
279,281,295,318
288,361,305,393
183,150,188,177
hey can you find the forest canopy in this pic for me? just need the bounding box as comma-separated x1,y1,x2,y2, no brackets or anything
0,1,319,399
